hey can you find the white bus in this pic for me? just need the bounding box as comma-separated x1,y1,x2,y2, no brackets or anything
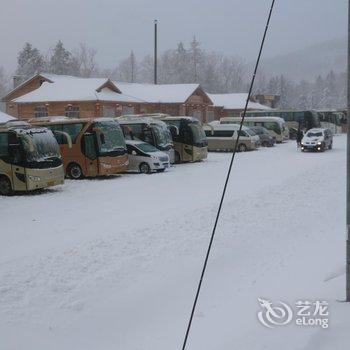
203,121,260,152
220,116,289,143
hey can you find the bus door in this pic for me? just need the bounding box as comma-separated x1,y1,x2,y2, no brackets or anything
8,133,27,191
82,133,99,177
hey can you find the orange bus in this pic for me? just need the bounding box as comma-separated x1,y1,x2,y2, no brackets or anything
30,117,128,179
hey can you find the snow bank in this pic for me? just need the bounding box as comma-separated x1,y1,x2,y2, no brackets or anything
208,93,271,110
0,110,15,123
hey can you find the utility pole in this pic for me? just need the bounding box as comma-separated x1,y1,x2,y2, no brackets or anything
154,19,158,85
347,0,350,302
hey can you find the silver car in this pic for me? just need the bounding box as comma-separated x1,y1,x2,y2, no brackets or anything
126,140,170,173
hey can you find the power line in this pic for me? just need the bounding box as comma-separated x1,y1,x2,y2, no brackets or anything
180,1,277,349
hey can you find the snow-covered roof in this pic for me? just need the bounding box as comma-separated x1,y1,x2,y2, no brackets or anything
115,82,202,104
10,73,204,105
0,111,15,123
208,93,271,110
12,74,143,104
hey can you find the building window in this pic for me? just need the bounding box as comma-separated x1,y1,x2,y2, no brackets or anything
34,106,48,118
65,106,80,118
102,106,116,118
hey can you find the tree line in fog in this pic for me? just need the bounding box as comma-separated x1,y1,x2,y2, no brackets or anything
0,39,346,110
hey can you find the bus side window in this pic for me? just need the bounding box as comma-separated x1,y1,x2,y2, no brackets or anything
82,133,97,160
0,133,9,159
183,129,192,143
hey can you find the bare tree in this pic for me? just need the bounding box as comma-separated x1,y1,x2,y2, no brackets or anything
74,43,98,77
116,51,138,82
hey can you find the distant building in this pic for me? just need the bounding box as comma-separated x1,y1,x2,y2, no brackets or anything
207,93,271,119
252,94,280,109
2,73,215,122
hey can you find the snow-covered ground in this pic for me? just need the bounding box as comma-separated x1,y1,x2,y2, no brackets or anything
0,136,348,350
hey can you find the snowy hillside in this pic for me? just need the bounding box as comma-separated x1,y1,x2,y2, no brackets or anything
261,37,346,81
0,137,348,349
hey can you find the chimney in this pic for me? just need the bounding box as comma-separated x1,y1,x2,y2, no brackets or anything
13,75,24,89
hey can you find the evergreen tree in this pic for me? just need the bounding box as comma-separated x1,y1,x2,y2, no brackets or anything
49,41,79,75
190,36,202,82
16,42,45,80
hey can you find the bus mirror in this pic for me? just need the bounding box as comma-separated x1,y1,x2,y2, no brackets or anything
93,127,105,144
203,123,214,136
19,134,35,152
168,125,179,137
53,131,72,148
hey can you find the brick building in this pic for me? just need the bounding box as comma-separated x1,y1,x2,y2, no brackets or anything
208,93,271,119
2,73,215,122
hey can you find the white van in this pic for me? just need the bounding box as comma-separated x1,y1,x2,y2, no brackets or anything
220,116,289,143
126,140,170,173
203,121,260,152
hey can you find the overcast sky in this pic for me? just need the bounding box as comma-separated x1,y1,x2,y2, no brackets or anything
0,0,347,73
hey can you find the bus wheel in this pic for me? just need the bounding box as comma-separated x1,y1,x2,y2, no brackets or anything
238,143,247,152
0,177,13,196
67,163,83,179
139,163,151,174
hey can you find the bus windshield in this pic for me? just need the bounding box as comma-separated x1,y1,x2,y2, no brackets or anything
94,121,126,155
189,122,207,146
153,124,172,150
21,129,61,166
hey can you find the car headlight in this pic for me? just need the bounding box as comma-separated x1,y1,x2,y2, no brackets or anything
317,142,322,145
28,175,41,182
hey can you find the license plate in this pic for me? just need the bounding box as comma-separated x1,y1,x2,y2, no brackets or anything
47,181,55,186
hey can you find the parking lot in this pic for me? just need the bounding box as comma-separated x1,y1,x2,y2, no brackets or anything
0,136,347,350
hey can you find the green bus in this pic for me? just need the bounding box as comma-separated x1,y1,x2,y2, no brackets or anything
245,110,321,131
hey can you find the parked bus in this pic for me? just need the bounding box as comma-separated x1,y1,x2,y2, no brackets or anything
203,121,260,152
30,117,128,179
117,116,175,163
220,116,288,143
244,110,321,131
0,120,64,195
316,110,343,134
149,115,208,162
